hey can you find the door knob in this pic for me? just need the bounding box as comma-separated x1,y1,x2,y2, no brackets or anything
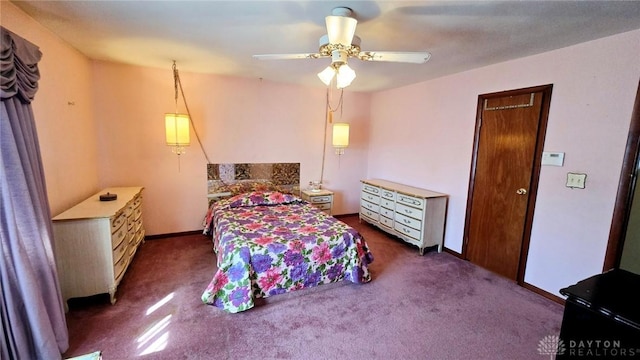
516,188,527,195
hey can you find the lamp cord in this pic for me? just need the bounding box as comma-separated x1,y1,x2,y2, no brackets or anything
320,87,344,183
172,61,212,164
320,89,329,184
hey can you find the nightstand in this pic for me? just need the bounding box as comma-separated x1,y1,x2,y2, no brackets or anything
301,189,334,215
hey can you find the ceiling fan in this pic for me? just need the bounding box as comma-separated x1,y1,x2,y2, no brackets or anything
253,7,431,89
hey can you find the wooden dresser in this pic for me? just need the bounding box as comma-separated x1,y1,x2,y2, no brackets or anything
360,179,447,255
52,187,144,310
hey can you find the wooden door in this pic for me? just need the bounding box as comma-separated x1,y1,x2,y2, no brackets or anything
464,85,552,281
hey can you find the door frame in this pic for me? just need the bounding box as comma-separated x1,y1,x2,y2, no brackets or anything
604,80,640,271
462,84,553,284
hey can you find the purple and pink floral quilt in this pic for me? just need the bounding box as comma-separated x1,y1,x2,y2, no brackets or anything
201,191,374,313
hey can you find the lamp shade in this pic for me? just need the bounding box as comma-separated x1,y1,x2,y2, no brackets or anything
165,113,190,146
336,64,356,89
317,66,336,86
332,123,350,148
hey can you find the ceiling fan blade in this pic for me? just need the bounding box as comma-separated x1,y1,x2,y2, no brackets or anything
325,15,357,46
253,53,323,60
358,51,431,63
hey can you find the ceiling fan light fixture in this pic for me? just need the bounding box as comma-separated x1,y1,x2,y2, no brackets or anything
318,66,336,86
336,64,356,89
253,6,431,90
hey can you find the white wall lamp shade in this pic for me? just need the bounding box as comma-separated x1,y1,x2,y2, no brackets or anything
332,122,350,155
165,113,190,154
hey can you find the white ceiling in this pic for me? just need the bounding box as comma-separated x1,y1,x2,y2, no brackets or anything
10,0,640,92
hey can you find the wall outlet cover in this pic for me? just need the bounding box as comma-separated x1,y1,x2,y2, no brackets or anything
566,172,587,189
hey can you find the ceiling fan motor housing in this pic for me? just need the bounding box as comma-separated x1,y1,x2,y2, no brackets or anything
331,50,349,66
318,35,362,57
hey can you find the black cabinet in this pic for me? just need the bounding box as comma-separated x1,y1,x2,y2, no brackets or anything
557,269,640,359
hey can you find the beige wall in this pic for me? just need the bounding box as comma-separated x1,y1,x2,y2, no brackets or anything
4,1,371,236
2,1,100,216
91,61,371,235
369,29,640,296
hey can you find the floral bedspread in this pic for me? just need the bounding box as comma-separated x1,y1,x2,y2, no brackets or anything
201,191,374,313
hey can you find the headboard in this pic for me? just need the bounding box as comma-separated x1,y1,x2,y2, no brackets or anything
207,163,301,203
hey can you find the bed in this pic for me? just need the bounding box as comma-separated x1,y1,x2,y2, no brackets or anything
200,164,374,313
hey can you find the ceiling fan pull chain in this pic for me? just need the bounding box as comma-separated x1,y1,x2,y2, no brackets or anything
326,87,344,115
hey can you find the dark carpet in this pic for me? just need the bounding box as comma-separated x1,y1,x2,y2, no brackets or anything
62,215,563,359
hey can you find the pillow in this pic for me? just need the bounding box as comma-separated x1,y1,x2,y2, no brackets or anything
227,191,300,208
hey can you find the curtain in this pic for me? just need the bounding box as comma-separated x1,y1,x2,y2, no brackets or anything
1,27,69,360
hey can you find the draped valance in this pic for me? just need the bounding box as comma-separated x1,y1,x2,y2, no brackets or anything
1,27,42,103
1,26,69,359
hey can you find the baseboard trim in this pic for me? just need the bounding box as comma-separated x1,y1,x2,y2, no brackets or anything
440,246,565,305
521,281,565,305
334,213,359,219
443,248,463,258
145,230,202,240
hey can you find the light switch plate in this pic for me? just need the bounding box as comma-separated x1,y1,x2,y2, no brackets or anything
566,172,586,189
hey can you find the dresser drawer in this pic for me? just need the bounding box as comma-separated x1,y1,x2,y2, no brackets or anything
133,204,142,220
362,183,380,195
379,215,394,228
397,193,425,209
113,235,128,265
394,222,421,242
125,200,136,217
135,230,145,246
396,203,424,220
127,214,135,231
128,241,137,257
380,207,394,218
135,217,143,233
395,213,422,231
111,224,127,249
114,256,127,284
361,199,379,213
313,202,332,211
128,227,137,246
380,198,394,209
381,188,395,200
132,195,142,209
309,195,332,203
360,207,378,221
111,213,127,233
361,190,380,204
